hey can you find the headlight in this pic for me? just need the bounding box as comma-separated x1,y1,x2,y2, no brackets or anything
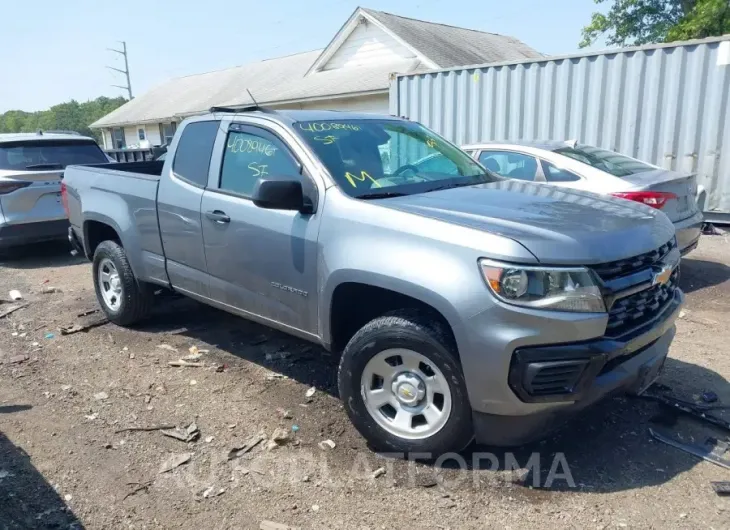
479,259,606,313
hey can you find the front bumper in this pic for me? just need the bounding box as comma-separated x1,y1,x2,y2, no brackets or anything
470,290,681,446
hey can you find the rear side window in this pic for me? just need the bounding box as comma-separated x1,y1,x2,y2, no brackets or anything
553,145,653,177
478,150,538,181
219,128,300,198
172,121,219,187
0,139,108,170
541,160,581,182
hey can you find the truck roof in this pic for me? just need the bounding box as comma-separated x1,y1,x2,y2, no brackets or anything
208,108,405,125
0,132,97,144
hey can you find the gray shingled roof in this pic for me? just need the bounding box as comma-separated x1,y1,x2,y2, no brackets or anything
92,50,318,128
362,9,542,67
91,51,424,128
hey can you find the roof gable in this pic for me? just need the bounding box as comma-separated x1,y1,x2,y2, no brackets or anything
305,7,438,76
362,8,542,68
307,7,541,75
321,16,417,71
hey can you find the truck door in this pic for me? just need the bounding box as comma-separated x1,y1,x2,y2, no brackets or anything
200,122,321,336
158,120,220,297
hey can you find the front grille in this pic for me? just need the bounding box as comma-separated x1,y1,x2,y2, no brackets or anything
522,360,588,396
591,238,676,281
605,268,679,337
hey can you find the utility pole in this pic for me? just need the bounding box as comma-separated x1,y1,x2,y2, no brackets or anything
106,41,133,100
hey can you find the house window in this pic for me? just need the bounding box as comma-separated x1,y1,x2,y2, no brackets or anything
112,127,126,149
138,128,146,141
160,122,177,146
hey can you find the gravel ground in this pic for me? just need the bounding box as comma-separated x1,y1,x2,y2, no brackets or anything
0,235,729,530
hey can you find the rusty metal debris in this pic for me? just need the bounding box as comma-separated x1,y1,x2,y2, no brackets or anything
115,424,176,434
167,360,204,367
0,304,28,319
227,434,265,461
711,481,730,496
60,317,109,335
123,480,154,500
160,422,200,443
158,452,193,474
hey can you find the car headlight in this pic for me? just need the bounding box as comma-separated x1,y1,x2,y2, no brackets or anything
479,259,606,313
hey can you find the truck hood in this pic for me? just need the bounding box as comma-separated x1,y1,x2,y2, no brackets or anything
380,180,676,265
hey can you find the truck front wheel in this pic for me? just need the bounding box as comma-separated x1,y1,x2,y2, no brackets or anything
338,309,473,454
92,240,153,326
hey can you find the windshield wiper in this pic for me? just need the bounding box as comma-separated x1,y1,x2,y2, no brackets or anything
357,190,408,200
424,182,476,193
25,163,64,170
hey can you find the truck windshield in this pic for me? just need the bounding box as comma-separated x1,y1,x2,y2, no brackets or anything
553,145,654,177
295,119,494,198
0,139,108,171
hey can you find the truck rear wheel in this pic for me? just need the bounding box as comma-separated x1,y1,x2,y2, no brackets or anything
338,309,473,454
92,240,153,326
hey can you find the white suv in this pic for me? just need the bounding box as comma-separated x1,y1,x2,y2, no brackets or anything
0,131,109,249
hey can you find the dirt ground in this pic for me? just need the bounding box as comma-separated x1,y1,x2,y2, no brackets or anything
1,235,729,530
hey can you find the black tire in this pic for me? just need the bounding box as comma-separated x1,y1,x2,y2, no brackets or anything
338,309,473,455
92,240,153,326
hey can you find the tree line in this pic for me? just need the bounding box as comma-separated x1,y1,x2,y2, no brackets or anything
0,96,127,143
582,0,730,48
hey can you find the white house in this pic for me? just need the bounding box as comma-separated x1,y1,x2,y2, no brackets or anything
91,7,541,150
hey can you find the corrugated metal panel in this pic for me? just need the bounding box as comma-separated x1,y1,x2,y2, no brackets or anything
391,36,730,216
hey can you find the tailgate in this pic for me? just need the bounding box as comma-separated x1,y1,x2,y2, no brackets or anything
622,171,699,223
0,170,64,225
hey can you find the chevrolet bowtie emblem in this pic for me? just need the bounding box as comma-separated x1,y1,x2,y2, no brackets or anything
652,263,674,286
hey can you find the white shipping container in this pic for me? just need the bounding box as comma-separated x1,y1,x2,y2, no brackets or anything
390,36,730,220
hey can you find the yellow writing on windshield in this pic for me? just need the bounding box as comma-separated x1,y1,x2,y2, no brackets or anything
344,171,381,188
228,136,277,156
298,122,361,133
313,135,337,145
426,138,437,148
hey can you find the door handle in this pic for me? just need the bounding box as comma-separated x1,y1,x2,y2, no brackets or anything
205,210,230,224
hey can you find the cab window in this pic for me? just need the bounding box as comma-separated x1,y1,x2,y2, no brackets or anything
172,121,219,187
219,128,300,198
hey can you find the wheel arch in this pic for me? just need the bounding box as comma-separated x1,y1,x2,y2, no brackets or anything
323,271,464,354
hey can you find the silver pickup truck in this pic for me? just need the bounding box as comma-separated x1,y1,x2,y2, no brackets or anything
63,108,682,453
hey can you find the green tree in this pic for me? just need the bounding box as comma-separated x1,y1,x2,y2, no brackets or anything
0,96,127,143
580,0,730,48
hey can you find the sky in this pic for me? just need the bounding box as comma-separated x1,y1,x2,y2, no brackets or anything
0,0,607,113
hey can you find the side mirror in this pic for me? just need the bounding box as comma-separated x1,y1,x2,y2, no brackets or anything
251,176,312,214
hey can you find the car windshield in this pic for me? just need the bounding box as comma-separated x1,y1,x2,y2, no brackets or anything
553,145,654,177
294,119,494,198
0,139,108,170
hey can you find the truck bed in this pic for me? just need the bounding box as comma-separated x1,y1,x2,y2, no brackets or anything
63,160,166,285
76,160,164,179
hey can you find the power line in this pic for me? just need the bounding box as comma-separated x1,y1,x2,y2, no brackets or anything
107,41,133,100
